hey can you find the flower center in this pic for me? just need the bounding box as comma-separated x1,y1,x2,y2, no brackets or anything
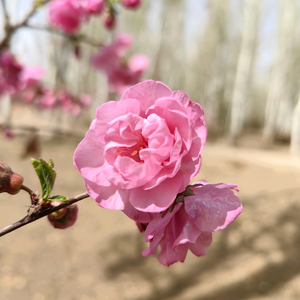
116,139,146,163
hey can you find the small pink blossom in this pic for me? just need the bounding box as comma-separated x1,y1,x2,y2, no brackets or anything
39,89,56,108
91,34,149,93
48,0,85,33
74,80,207,214
138,182,242,266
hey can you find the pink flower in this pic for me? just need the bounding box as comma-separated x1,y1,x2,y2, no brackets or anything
74,80,207,215
48,0,85,33
107,55,149,94
91,34,149,94
139,182,242,266
91,33,132,72
121,0,141,9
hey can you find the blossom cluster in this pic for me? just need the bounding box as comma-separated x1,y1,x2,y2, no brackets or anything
48,0,141,32
91,33,149,94
0,51,90,116
74,80,242,266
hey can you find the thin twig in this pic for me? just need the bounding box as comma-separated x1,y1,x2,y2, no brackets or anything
14,0,52,29
21,184,35,196
0,0,52,49
24,24,103,48
0,123,86,140
0,191,90,237
1,0,9,26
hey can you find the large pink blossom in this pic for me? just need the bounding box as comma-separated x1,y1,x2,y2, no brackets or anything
138,182,242,266
91,34,149,94
74,80,207,214
48,0,86,33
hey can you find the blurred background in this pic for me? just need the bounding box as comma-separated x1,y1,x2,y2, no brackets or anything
1,0,300,299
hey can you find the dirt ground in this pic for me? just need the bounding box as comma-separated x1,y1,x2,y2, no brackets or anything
1,133,300,300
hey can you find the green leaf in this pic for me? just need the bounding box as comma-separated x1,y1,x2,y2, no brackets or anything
47,195,68,203
48,159,54,169
31,158,56,199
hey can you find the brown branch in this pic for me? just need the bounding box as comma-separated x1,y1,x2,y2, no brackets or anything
1,0,9,26
14,0,52,29
0,123,86,140
0,191,90,237
0,0,52,49
23,24,103,48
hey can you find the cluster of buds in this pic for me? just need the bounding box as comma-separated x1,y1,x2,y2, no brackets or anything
48,0,141,32
0,159,24,195
47,201,79,229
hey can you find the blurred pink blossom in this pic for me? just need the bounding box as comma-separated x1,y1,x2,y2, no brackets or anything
74,80,207,214
39,89,56,108
0,51,23,94
91,34,149,93
48,0,86,33
20,67,44,89
138,182,242,266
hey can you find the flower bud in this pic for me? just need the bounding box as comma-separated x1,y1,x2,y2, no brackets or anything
0,159,24,195
103,13,115,29
121,0,141,9
48,202,78,229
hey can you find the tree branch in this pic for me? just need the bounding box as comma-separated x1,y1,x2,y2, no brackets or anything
1,0,9,27
0,192,90,237
0,123,86,140
23,24,103,48
14,0,53,29
0,0,52,49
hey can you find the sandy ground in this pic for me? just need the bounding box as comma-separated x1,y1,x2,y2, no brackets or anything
1,134,300,300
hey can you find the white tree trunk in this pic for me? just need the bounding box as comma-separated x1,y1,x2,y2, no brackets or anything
263,0,297,145
0,95,11,124
290,94,300,154
229,0,260,145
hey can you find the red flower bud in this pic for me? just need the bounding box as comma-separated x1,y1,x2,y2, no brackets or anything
103,13,116,29
0,159,24,195
48,202,78,229
121,0,141,9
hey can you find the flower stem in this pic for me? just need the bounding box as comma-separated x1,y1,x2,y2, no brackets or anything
0,192,90,237
21,184,34,196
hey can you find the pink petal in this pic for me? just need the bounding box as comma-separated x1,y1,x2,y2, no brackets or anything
144,203,182,242
185,184,242,232
120,80,172,116
188,231,213,256
129,171,184,213
146,97,190,146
